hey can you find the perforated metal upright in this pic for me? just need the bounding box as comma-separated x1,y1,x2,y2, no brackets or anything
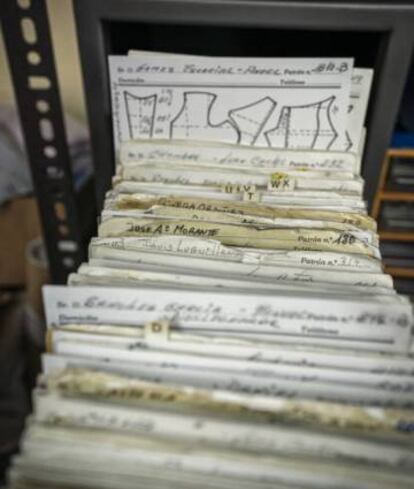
1,0,85,283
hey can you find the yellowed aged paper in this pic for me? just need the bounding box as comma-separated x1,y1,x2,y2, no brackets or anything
98,217,378,257
113,194,376,231
112,205,375,237
46,368,414,435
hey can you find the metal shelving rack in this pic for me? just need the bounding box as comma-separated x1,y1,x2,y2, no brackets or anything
2,0,86,283
2,0,414,282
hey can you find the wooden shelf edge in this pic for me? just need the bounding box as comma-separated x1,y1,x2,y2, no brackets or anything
379,231,414,241
385,266,414,279
380,191,414,202
386,149,414,158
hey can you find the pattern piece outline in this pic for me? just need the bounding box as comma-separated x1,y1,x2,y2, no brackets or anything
170,91,240,143
228,96,277,146
264,96,338,150
124,91,157,139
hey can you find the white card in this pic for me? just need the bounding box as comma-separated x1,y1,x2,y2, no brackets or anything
109,55,353,152
43,285,412,352
34,390,414,469
120,139,360,173
346,68,373,152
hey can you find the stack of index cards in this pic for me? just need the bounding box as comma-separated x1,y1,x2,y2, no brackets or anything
8,52,414,489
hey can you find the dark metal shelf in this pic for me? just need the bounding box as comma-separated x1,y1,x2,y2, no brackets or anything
2,0,414,282
74,0,414,213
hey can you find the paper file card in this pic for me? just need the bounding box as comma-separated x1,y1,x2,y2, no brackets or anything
109,55,353,152
44,285,411,352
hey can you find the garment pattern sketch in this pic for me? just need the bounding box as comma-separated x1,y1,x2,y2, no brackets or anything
265,96,338,150
122,90,340,150
228,97,276,146
170,92,239,143
124,92,157,139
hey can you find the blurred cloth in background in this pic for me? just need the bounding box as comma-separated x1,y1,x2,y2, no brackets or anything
0,105,92,485
0,104,92,204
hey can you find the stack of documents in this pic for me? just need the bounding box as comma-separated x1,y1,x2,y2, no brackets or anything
8,53,414,489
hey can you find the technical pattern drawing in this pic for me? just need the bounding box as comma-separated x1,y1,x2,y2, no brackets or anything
124,92,157,139
170,92,239,143
122,89,341,150
265,96,338,150
228,97,277,146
